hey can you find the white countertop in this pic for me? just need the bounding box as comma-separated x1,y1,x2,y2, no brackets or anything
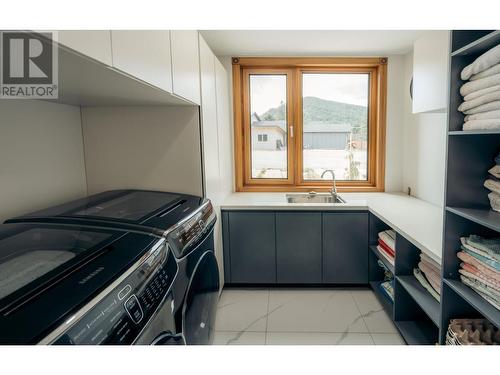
221,192,443,264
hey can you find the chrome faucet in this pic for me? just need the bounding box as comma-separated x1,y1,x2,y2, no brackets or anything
321,169,337,197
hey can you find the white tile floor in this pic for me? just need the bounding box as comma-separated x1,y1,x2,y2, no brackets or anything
213,288,405,345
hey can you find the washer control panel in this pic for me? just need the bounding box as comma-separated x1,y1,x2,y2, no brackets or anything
167,201,216,257
52,241,177,345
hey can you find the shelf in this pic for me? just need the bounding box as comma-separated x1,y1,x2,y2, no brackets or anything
369,281,393,319
449,130,500,136
444,279,500,328
370,245,395,275
451,30,500,57
394,320,439,345
397,275,440,326
446,207,500,233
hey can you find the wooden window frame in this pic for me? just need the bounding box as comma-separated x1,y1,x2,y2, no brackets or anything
232,57,387,192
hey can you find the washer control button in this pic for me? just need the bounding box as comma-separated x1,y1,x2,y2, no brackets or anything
124,295,143,324
117,284,132,300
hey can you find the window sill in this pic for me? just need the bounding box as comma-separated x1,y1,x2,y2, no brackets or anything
236,185,385,193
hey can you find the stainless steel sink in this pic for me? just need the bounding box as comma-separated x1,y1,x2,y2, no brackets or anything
286,192,346,204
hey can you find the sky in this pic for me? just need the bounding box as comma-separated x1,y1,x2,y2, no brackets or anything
250,73,369,115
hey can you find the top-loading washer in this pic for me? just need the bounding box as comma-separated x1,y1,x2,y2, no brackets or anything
0,222,180,344
6,189,220,344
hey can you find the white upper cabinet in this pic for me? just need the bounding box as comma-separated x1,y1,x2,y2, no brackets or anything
170,31,201,105
58,31,113,66
412,31,450,113
111,31,173,93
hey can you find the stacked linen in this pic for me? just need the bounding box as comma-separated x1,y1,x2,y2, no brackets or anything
414,252,441,302
377,229,396,266
377,259,394,303
458,44,500,130
458,235,500,309
445,319,500,345
485,152,500,212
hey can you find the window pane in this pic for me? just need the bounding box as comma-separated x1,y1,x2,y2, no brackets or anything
250,75,288,179
302,73,369,181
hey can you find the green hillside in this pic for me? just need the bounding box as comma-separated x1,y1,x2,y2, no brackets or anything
260,96,368,139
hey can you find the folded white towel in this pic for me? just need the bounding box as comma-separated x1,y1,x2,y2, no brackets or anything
489,165,500,178
464,84,500,101
378,229,396,251
461,45,500,80
488,192,500,213
465,109,500,121
470,63,500,81
460,73,500,97
459,91,500,112
377,245,395,265
463,119,500,130
484,179,500,195
464,100,500,115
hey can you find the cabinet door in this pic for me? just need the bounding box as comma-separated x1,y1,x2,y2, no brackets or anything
323,212,368,283
276,212,322,284
170,30,201,104
111,31,172,92
59,31,112,65
227,212,276,284
214,59,233,196
412,31,449,113
199,35,220,202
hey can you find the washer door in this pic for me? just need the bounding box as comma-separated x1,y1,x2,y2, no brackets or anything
181,250,219,345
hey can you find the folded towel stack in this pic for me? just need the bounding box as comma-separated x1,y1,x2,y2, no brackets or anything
459,44,500,130
377,229,396,266
485,153,500,212
458,235,500,310
445,318,500,345
377,259,394,303
413,252,441,302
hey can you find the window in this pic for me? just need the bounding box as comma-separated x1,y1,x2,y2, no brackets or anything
233,57,387,192
257,134,268,142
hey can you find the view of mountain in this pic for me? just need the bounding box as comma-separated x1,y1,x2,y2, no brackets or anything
260,96,368,139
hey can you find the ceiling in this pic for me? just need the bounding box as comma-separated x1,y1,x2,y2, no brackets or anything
200,30,428,56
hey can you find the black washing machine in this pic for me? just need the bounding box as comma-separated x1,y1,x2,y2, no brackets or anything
0,222,182,345
6,190,220,344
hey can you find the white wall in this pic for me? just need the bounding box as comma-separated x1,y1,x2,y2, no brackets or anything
81,106,203,196
218,55,406,193
402,51,447,207
0,100,87,222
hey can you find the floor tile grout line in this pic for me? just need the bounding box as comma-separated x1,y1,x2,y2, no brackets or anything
216,330,378,334
265,330,373,334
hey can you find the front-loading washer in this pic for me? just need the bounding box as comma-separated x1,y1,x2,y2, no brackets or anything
0,222,181,344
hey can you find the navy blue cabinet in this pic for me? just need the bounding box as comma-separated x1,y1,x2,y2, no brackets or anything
323,212,368,283
223,211,276,284
276,212,322,283
222,210,369,285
